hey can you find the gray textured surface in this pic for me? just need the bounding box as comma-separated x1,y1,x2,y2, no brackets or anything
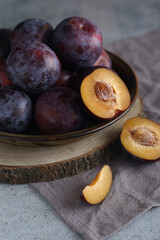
0,0,160,239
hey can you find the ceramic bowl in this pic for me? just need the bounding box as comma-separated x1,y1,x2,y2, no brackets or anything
0,50,138,146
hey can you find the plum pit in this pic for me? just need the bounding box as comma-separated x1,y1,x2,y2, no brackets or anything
131,127,158,147
94,81,116,103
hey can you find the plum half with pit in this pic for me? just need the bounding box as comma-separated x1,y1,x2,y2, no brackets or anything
35,87,86,134
120,117,160,162
72,66,102,92
81,68,131,119
10,18,54,49
72,66,118,93
0,87,32,133
51,16,103,68
6,40,61,94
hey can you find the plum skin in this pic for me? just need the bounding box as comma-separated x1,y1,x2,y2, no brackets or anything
0,61,12,88
54,68,73,88
6,40,61,94
51,16,103,68
120,141,160,163
35,87,86,134
10,18,54,49
0,87,32,133
93,50,112,68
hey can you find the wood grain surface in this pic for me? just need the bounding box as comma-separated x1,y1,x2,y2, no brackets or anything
0,96,142,184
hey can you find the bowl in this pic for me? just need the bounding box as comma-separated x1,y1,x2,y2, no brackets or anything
0,50,138,146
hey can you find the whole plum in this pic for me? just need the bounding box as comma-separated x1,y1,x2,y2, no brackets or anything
6,40,61,94
0,29,12,60
93,50,112,68
0,87,32,133
54,68,73,88
35,87,86,134
51,16,103,68
10,18,54,49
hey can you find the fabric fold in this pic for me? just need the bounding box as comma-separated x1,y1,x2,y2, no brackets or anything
32,28,160,240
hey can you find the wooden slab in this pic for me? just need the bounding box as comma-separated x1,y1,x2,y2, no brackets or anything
0,96,143,184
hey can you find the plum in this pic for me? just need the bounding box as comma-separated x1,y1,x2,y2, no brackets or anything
72,66,104,92
54,68,73,88
0,61,12,88
6,40,61,94
93,50,112,68
120,117,160,162
51,16,103,68
35,87,86,134
10,18,54,49
0,87,32,133
72,66,118,93
0,29,12,60
80,68,131,119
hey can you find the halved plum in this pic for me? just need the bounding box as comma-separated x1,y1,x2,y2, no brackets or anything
80,68,131,119
120,117,160,162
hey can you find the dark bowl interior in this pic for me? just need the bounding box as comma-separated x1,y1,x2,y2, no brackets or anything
0,50,138,146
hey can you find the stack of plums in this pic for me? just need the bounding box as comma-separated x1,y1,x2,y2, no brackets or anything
0,16,131,135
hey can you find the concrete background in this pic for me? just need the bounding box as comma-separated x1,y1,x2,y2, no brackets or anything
0,0,160,239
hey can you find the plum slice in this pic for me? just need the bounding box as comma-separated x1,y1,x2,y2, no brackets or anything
120,117,160,162
82,165,112,204
80,68,131,119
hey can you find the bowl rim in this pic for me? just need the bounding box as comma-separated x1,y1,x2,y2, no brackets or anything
0,50,139,143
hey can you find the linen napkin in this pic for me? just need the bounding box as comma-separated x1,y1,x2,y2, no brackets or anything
32,28,160,240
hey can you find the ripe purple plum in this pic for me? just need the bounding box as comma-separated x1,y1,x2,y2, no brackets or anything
0,29,12,60
6,40,61,94
54,68,73,88
51,16,103,68
93,50,112,68
10,18,54,49
35,87,85,134
0,87,32,133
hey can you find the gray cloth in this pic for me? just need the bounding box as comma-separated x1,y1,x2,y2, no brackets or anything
31,29,160,240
